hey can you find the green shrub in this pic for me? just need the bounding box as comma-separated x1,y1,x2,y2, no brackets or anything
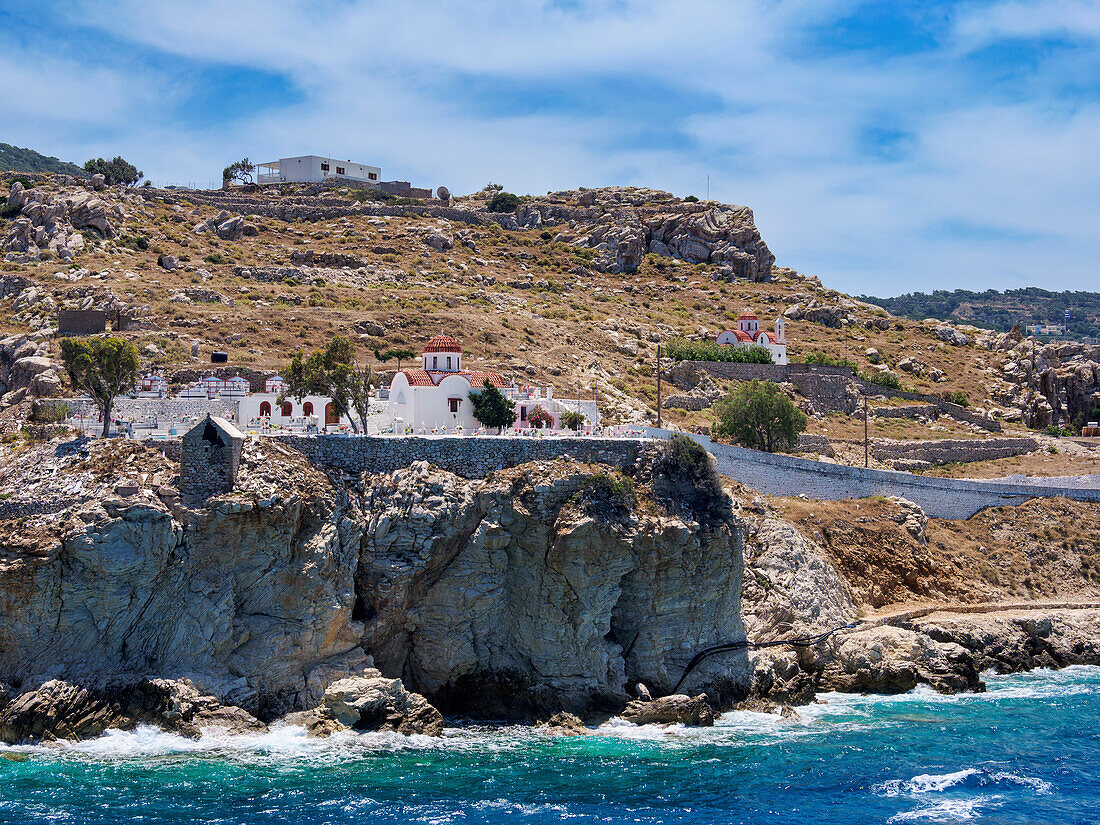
578,472,636,519
867,371,901,390
663,337,774,363
942,390,970,407
0,198,20,220
801,350,857,370
651,434,728,524
1044,424,1072,438
683,195,699,203
560,410,585,431
204,253,228,265
540,230,554,241
487,192,521,213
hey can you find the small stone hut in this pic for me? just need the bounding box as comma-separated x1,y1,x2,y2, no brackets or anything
180,415,245,503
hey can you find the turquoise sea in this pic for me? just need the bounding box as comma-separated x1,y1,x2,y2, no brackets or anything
2,667,1099,824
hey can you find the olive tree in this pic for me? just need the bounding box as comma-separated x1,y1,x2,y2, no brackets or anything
59,337,140,437
713,379,807,453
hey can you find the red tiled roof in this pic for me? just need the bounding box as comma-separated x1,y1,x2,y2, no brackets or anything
401,369,436,386
733,330,753,342
422,334,463,354
399,369,507,388
758,331,778,344
737,311,758,320
466,370,508,388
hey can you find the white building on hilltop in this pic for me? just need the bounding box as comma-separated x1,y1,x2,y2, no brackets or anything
256,155,381,185
716,311,788,364
387,334,594,432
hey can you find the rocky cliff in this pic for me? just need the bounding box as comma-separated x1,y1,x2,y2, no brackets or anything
0,435,750,737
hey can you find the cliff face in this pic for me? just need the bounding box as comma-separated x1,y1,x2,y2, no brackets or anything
0,438,749,723
355,460,748,716
0,439,366,718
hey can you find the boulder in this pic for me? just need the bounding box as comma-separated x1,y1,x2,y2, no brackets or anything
321,673,443,737
423,230,453,252
215,216,258,240
90,174,106,191
935,324,970,347
158,255,178,271
281,708,346,738
543,711,587,735
865,347,881,364
6,181,25,208
65,192,113,237
619,694,714,727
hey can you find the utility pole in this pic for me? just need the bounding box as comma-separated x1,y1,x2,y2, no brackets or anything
656,344,662,429
864,396,869,468
706,174,710,201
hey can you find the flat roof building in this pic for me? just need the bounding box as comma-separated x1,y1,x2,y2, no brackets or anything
256,155,381,185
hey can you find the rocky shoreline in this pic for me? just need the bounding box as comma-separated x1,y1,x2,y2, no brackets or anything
1,435,1099,744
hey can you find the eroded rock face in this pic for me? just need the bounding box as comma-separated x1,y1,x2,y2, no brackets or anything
0,441,366,718
356,460,749,717
0,678,264,744
559,200,774,279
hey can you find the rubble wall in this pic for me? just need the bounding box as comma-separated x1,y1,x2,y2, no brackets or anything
277,435,644,479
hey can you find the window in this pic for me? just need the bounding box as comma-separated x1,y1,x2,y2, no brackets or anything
446,356,452,370
281,401,293,417
259,401,271,416
448,398,461,413
433,356,438,369
520,406,527,421
320,162,330,172
336,166,345,175
303,401,314,416
368,172,378,180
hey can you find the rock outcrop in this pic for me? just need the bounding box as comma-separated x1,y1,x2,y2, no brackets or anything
0,678,264,744
619,693,715,726
320,672,443,736
356,455,749,717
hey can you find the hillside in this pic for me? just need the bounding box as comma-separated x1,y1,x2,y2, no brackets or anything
1,171,1099,469
862,287,1100,339
0,143,86,178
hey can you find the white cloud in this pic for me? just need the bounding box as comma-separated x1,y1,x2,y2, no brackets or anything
4,0,1098,295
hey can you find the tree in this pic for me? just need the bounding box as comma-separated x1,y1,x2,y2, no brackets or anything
487,192,520,213
527,405,554,429
222,158,255,186
560,410,585,431
83,156,143,187
59,337,140,437
713,379,807,453
374,347,416,372
470,379,516,433
281,336,371,433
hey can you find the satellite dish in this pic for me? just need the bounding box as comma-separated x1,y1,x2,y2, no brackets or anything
436,186,451,202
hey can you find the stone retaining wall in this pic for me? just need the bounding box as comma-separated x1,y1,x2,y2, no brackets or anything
644,428,1100,519
871,437,1039,467
275,435,645,479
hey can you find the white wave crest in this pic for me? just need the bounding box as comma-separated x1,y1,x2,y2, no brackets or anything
879,769,979,796
888,796,1000,823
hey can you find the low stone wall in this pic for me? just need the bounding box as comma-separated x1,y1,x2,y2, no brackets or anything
644,428,1100,519
276,435,645,479
872,437,1039,467
67,397,238,423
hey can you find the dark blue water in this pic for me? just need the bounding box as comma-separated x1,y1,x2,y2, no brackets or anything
1,667,1098,824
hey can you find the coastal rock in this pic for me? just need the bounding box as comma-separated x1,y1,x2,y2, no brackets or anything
935,324,970,347
321,673,443,736
814,625,982,695
0,678,264,744
543,711,587,734
619,693,714,726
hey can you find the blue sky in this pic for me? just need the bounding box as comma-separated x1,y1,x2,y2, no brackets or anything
2,0,1098,297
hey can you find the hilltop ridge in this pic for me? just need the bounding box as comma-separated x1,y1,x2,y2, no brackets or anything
0,143,86,178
